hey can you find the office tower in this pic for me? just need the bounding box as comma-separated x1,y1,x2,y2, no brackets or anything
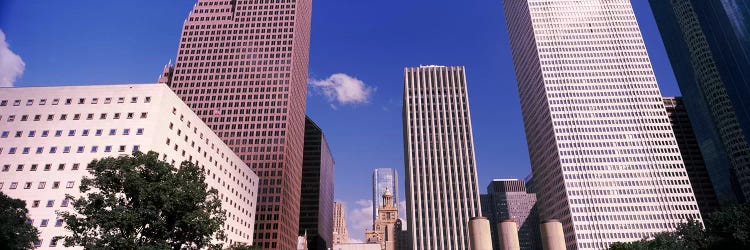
165,0,312,248
300,116,335,250
0,84,259,248
373,168,399,222
649,0,750,203
664,97,720,214
403,65,482,250
485,179,540,250
333,202,349,245
365,188,399,250
502,0,703,249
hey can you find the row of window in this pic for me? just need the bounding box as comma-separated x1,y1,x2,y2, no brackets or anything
0,144,140,155
2,128,144,139
0,181,75,190
0,96,151,107
3,112,148,122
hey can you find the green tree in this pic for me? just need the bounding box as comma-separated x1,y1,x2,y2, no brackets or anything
0,192,40,250
224,243,260,250
608,204,750,250
59,151,226,250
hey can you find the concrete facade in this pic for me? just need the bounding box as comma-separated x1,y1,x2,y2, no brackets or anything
0,84,259,249
403,66,482,250
485,179,539,250
502,0,703,249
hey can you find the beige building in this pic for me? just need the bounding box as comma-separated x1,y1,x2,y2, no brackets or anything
365,188,399,250
333,201,350,244
0,84,259,248
333,243,381,250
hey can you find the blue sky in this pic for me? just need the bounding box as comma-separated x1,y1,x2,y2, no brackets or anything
0,0,680,241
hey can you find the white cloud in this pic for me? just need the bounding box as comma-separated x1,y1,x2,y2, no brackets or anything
0,29,25,87
345,199,374,243
310,73,374,106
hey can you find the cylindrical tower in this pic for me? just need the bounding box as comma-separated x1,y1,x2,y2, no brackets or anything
469,217,493,250
540,220,565,250
498,219,520,250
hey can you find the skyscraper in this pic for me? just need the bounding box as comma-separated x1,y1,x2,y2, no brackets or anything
301,116,334,250
373,168,399,222
403,65,482,250
0,84,259,248
648,0,750,204
165,0,312,248
333,202,349,245
663,97,720,215
502,0,703,249
485,179,540,250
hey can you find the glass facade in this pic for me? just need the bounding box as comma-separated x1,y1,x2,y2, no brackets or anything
372,168,399,222
649,0,750,203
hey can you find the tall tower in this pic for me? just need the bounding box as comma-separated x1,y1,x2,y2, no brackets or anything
166,0,312,249
301,116,334,250
333,202,349,245
403,65,482,250
373,168,399,222
663,97,719,215
649,0,750,204
502,0,703,249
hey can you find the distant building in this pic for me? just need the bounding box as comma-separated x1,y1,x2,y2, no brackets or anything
403,65,482,250
664,97,720,215
333,202,349,245
373,168,399,222
485,179,540,250
649,0,750,203
365,188,399,250
332,243,381,250
0,84,259,248
395,219,411,250
300,116,335,250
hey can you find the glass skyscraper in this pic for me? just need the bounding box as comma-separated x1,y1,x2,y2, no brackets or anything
502,0,702,249
373,168,399,222
649,0,750,204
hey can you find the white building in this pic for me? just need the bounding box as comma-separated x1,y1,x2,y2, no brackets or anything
502,0,702,249
403,66,482,250
0,84,259,249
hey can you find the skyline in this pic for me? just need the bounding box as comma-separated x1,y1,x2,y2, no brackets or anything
0,0,683,241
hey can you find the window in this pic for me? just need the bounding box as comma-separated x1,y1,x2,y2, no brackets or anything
24,182,32,189
77,146,85,153
114,113,121,119
72,163,80,170
133,145,140,152
100,113,107,119
91,98,98,104
28,131,35,137
57,164,65,171
73,114,80,120
109,129,116,135
54,130,62,137
95,129,103,136
131,97,137,103
10,182,18,189
52,98,59,105
61,199,69,207
104,97,111,104
117,97,125,103
82,129,89,136
38,182,46,189
60,114,67,120
33,115,40,121
39,99,46,105
123,129,130,135
32,200,40,208
55,219,64,227
63,146,71,153
33,240,41,247
78,98,85,104
15,131,22,137
21,115,28,121
140,112,148,118
118,145,126,152
68,130,76,136
0,100,5,106
49,147,57,153
16,164,24,171
44,164,51,171
1,131,8,138
145,96,151,103
104,146,112,152
35,147,43,154
91,146,98,153
66,181,74,188
137,128,144,135
52,182,60,189
41,130,49,137
47,114,54,121
22,147,30,154
8,147,16,154
127,113,134,119
30,164,37,171
46,200,54,207
40,219,49,227
49,238,58,247
86,113,94,120
13,100,20,106
2,165,9,171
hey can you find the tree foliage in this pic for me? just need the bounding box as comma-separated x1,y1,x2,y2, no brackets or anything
0,192,40,250
225,244,261,250
609,204,750,250
59,151,227,250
